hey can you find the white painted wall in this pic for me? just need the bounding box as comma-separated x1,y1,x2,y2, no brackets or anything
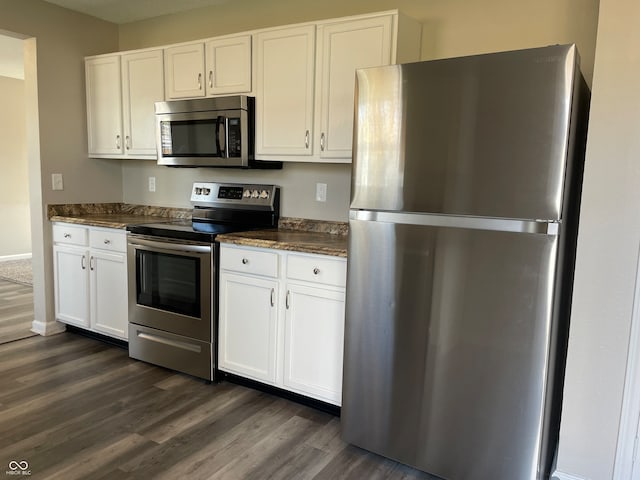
555,0,640,478
0,75,30,258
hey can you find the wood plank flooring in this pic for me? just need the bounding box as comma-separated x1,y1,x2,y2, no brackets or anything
0,332,438,479
0,278,36,344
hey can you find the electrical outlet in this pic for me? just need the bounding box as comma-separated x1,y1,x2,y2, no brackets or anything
52,173,64,191
316,183,327,202
148,176,156,192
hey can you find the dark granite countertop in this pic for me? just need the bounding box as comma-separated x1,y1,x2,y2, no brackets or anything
216,229,348,257
48,204,349,257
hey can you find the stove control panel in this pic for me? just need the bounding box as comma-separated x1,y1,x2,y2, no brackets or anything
191,182,278,208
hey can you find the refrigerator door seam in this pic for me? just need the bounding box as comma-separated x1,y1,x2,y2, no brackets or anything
350,210,560,235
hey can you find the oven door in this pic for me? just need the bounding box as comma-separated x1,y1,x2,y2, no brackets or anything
127,234,213,342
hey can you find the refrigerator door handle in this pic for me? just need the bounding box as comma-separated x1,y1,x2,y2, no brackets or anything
349,210,560,235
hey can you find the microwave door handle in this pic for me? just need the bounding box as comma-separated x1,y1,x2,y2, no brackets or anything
215,116,227,158
224,117,230,158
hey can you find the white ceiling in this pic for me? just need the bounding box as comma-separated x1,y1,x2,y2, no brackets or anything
42,0,235,25
0,35,24,79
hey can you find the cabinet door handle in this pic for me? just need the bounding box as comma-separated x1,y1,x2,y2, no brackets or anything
64,233,71,239
90,256,95,271
209,70,213,88
198,73,202,90
116,134,121,149
242,258,248,265
305,130,309,149
125,135,130,150
81,255,86,270
286,290,290,309
270,288,275,307
320,132,325,151
103,239,111,245
313,267,320,275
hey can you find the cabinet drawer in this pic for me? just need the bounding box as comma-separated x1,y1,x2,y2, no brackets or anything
53,224,88,246
287,254,346,287
220,245,279,278
90,228,127,253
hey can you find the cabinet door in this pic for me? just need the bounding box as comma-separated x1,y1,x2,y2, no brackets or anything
121,49,164,157
317,16,393,160
205,35,251,95
53,245,90,327
283,283,345,405
85,55,123,156
90,250,128,339
218,272,278,384
255,25,316,157
164,43,205,99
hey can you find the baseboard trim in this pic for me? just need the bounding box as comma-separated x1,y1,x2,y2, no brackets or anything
0,253,32,262
31,319,66,336
552,470,588,480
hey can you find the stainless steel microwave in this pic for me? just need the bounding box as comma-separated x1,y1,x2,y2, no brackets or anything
155,96,281,169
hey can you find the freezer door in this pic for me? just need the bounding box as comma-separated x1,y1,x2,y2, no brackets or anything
342,218,561,480
351,44,578,221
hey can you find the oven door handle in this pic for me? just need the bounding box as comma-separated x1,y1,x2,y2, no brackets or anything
128,237,211,254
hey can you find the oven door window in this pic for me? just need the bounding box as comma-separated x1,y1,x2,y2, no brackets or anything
135,249,200,318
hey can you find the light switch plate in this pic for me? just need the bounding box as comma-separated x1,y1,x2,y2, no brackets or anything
52,173,63,191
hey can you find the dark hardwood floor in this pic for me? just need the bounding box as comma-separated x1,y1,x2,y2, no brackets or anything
0,278,36,344
0,332,437,479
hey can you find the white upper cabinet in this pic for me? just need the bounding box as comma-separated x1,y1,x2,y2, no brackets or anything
84,11,420,163
86,49,164,159
164,43,206,99
165,35,252,99
121,49,165,157
86,55,123,156
205,35,252,95
254,11,422,163
255,25,316,157
315,16,393,160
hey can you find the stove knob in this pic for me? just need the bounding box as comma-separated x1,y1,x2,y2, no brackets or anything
251,189,259,198
259,190,269,199
243,189,251,198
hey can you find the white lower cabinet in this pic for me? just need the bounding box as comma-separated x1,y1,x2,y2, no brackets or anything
53,223,128,340
219,244,346,405
218,272,278,383
283,283,345,404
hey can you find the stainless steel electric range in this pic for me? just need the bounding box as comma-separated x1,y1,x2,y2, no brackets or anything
126,182,280,381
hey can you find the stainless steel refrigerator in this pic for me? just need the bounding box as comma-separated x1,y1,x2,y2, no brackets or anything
342,44,590,480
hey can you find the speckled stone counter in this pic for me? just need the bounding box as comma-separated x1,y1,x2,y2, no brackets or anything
48,205,349,256
48,203,191,229
217,218,348,257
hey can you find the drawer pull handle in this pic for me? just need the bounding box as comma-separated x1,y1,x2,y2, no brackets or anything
64,233,71,238
313,267,320,275
104,239,111,245
81,255,86,270
242,258,248,265
90,256,95,271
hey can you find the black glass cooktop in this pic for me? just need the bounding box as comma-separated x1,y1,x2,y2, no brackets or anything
126,219,252,243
